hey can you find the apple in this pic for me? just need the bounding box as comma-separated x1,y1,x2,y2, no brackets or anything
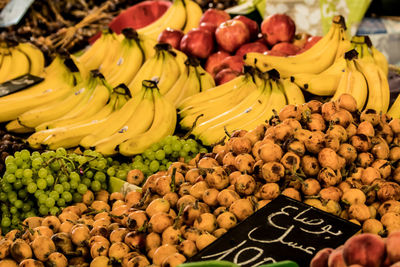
264,50,287,57
271,42,300,56
205,51,230,77
199,22,217,35
215,19,250,53
233,15,259,41
304,36,322,50
214,55,244,75
199,8,231,28
292,32,311,49
215,68,240,85
157,28,184,49
180,28,214,59
261,14,296,46
236,42,268,58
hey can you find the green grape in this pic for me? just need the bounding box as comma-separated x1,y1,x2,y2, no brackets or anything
78,156,87,165
37,179,47,190
159,165,166,171
58,174,68,183
91,180,101,192
57,198,66,207
121,163,129,170
166,162,173,169
62,192,72,202
116,170,127,180
56,147,67,156
149,160,160,173
6,163,17,174
39,206,49,216
25,211,36,218
171,151,179,158
23,169,33,179
179,151,188,158
34,190,44,199
70,172,80,181
164,135,174,145
200,148,208,153
8,194,17,204
171,141,182,152
10,207,17,214
50,161,61,171
38,168,48,179
5,155,15,164
101,183,107,190
5,174,16,183
82,178,91,187
85,170,94,179
183,143,191,152
134,155,143,162
31,151,40,157
70,180,78,190
141,164,149,174
45,198,55,208
190,146,199,154
38,194,47,204
31,158,43,169
1,217,11,227
54,184,64,194
49,191,59,201
96,160,106,170
14,157,23,167
144,149,155,161
14,200,23,209
2,183,12,192
155,150,166,161
94,172,106,183
131,161,143,171
13,179,23,190
89,160,98,168
11,217,20,226
62,182,70,191
161,159,168,165
22,203,31,212
144,159,150,166
50,207,59,216
18,189,27,199
20,150,30,161
46,175,55,186
21,162,30,169
0,192,7,202
186,139,197,146
15,169,24,179
77,184,88,195
73,193,82,203
106,167,116,176
151,143,160,151
163,144,172,155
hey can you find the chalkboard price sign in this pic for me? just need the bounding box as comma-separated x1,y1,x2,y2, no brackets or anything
189,195,360,267
0,74,44,97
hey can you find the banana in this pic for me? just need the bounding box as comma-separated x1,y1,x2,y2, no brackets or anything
182,0,203,33
388,94,400,119
7,47,31,81
93,85,156,155
138,35,157,60
101,29,144,88
346,59,368,111
176,60,201,106
0,49,14,82
280,78,305,105
79,84,148,149
6,120,34,134
179,76,257,129
334,27,352,60
79,30,117,70
98,33,124,73
377,65,390,113
354,59,384,113
137,0,187,40
164,62,190,107
16,42,45,76
118,82,177,156
244,15,346,77
371,46,389,77
198,79,272,145
157,47,182,95
37,78,111,131
195,63,215,92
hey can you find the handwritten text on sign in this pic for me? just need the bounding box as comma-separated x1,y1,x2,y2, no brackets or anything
189,195,360,267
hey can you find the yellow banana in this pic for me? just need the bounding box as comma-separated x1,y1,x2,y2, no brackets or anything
138,35,157,60
17,42,45,76
176,61,201,106
0,49,16,82
377,65,390,113
195,63,215,92
6,120,34,134
118,82,177,156
347,59,368,111
388,94,400,119
164,62,190,107
182,0,203,33
371,46,388,77
280,78,305,105
98,33,124,73
157,46,182,95
334,27,352,60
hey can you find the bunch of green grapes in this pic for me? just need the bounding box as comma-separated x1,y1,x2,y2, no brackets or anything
0,148,119,233
129,135,208,177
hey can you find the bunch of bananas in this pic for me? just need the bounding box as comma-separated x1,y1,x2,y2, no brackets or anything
136,0,203,39
0,41,45,83
244,15,350,78
179,68,305,145
0,55,83,124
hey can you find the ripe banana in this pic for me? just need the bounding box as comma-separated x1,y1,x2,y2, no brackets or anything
138,35,157,60
195,63,215,92
371,46,389,77
17,42,45,76
118,82,177,156
6,120,34,134
0,49,12,82
93,85,156,155
244,15,347,77
346,59,368,111
182,0,203,33
388,94,400,119
137,0,187,40
164,61,190,107
175,60,201,106
280,78,305,105
0,47,30,82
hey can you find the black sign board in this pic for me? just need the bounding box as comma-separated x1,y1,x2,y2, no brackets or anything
0,74,44,97
189,195,361,267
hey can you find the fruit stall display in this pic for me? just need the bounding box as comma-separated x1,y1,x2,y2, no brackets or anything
0,0,399,266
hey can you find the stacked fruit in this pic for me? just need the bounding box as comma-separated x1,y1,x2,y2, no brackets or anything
0,41,44,83
0,131,29,175
311,232,400,267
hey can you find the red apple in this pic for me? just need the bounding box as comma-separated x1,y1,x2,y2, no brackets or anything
215,68,240,85
199,22,217,35
157,28,184,49
233,15,259,41
264,50,287,57
261,14,296,46
199,9,231,28
215,19,250,53
236,42,268,58
304,36,322,50
292,32,311,49
180,28,214,59
271,42,300,56
214,55,244,75
205,51,230,77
